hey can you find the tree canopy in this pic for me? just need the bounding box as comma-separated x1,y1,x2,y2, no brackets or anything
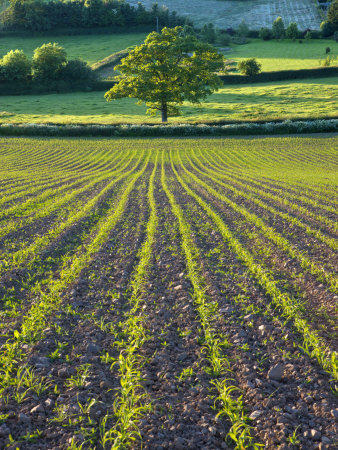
32,43,67,80
328,0,338,28
104,26,224,122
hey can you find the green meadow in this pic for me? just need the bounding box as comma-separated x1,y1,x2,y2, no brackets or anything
0,32,148,66
225,39,338,72
1,33,337,71
1,78,336,124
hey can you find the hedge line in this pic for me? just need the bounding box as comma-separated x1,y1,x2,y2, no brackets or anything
1,119,337,137
0,80,96,96
219,66,338,84
91,66,338,90
2,66,336,96
87,67,338,89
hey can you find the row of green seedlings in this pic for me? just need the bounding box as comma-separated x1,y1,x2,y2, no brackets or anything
0,145,65,171
199,143,333,203
206,141,314,175
193,148,337,251
223,140,337,179
181,151,338,293
0,140,119,193
0,153,133,320
162,153,262,450
0,177,103,246
99,156,159,449
206,147,337,215
6,172,148,448
0,173,84,214
0,152,140,327
0,161,148,440
0,173,116,318
1,141,98,173
206,147,338,219
0,176,29,190
171,151,338,382
0,154,150,407
0,150,136,279
0,146,126,218
0,174,70,209
203,148,337,232
0,149,128,246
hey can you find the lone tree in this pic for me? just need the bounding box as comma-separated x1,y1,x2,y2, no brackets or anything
238,58,262,76
272,16,285,39
105,26,224,122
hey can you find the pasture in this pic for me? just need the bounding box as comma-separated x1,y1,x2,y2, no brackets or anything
0,136,337,448
1,79,337,124
0,32,148,66
225,39,338,72
1,30,336,74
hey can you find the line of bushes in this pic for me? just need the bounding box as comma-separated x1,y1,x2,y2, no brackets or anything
0,43,97,94
1,65,337,96
92,66,338,89
219,66,338,84
0,119,337,137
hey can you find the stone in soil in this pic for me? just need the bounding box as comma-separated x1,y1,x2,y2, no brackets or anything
0,424,10,437
268,364,284,382
249,410,263,420
87,342,100,354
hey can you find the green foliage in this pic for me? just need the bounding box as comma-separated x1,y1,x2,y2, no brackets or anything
217,31,231,46
61,59,96,82
328,0,338,28
286,22,299,40
238,58,262,76
105,26,224,122
259,27,272,40
32,43,67,80
272,16,285,39
200,23,217,43
0,0,185,32
237,20,249,38
0,49,31,81
320,20,335,37
305,30,312,41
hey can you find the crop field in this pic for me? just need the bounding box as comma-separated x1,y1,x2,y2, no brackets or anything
0,136,337,449
127,0,321,29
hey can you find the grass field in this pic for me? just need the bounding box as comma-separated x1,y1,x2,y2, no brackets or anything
1,78,337,124
0,32,148,66
127,0,321,29
0,136,337,449
2,30,336,73
226,39,338,72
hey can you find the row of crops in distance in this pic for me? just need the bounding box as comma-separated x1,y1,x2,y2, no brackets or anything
0,136,337,449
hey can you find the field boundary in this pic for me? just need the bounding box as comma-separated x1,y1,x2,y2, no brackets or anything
1,67,337,96
0,119,337,137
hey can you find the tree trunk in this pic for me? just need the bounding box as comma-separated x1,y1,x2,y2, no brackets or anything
161,103,168,123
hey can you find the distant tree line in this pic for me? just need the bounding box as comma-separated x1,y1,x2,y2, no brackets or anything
0,0,185,32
